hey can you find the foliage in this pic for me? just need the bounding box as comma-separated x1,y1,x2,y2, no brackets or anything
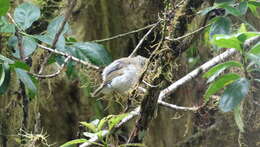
0,0,260,146
200,0,260,132
60,113,131,147
0,2,112,99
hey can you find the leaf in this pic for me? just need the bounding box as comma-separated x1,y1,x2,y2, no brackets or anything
220,5,242,16
209,17,231,39
97,117,108,131
34,34,65,50
8,36,37,58
248,3,260,18
211,34,242,51
247,53,260,67
14,2,40,30
47,16,70,35
72,42,112,66
0,0,10,16
80,122,97,133
0,16,15,33
238,23,247,33
219,78,250,112
60,139,88,147
15,68,37,94
237,32,260,42
248,1,260,7
204,73,241,101
234,105,244,132
0,63,11,94
9,61,30,70
108,113,128,130
203,61,242,78
248,42,260,55
238,1,248,15
0,54,14,64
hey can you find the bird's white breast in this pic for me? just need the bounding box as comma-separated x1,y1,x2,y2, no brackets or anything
110,64,139,92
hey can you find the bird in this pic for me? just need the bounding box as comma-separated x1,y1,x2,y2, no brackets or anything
92,55,147,97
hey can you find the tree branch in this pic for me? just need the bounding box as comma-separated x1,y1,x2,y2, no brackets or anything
37,44,99,69
129,20,162,57
38,0,77,74
29,56,71,79
92,23,159,43
158,48,237,104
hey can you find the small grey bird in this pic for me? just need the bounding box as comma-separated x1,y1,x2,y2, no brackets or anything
92,55,147,96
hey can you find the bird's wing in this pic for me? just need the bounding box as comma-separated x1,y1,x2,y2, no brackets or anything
102,59,129,79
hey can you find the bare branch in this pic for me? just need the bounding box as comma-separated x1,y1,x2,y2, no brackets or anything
158,101,198,111
15,28,25,60
37,44,99,69
158,48,237,104
93,23,159,43
165,23,211,41
129,20,162,57
29,56,71,79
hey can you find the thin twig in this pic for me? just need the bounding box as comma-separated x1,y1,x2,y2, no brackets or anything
38,0,77,74
37,44,99,69
159,101,198,111
29,56,71,79
15,28,25,60
93,23,159,43
129,20,162,57
158,48,237,106
14,20,29,144
165,23,211,41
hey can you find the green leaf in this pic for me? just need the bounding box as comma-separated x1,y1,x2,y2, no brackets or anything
60,139,88,147
47,16,70,35
237,32,260,43
8,36,37,58
14,2,40,30
108,113,128,130
72,42,112,66
220,5,242,16
219,78,250,112
80,122,97,133
34,34,65,50
15,68,37,94
247,53,260,67
238,23,247,33
204,61,242,78
204,73,241,101
0,54,14,64
248,1,260,7
234,105,244,132
209,17,231,39
248,3,260,18
10,61,30,70
97,117,108,131
0,16,15,33
0,0,10,16
212,34,242,50
0,63,11,94
238,1,248,15
248,42,260,55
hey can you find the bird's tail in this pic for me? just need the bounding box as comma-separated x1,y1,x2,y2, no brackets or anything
92,84,105,97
